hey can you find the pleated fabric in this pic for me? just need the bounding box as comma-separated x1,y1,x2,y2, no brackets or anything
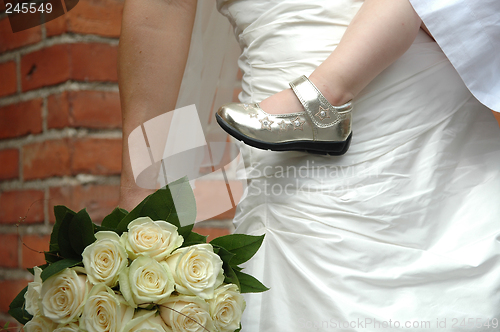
216,1,500,331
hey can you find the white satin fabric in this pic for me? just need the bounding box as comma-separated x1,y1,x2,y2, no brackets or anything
409,0,500,113
216,1,500,331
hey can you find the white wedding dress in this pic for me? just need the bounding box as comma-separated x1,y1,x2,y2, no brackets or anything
215,1,500,331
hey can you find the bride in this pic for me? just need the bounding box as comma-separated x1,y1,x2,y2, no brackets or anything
117,0,500,331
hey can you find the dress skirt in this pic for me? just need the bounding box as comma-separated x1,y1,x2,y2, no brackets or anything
215,1,500,331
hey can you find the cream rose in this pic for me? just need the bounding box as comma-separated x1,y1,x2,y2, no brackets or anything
159,295,215,332
121,310,168,332
121,217,183,260
24,266,43,316
23,315,57,332
80,283,134,332
82,231,128,287
119,255,175,308
53,322,80,332
40,267,91,324
166,244,224,299
208,284,246,332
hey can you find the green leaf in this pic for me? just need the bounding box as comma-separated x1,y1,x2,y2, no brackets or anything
165,176,197,229
41,258,81,282
44,250,62,264
8,286,32,325
37,263,49,271
213,245,239,288
223,263,240,290
58,209,96,260
178,224,194,240
213,245,235,265
94,225,117,232
181,231,207,247
50,206,76,253
116,197,149,233
117,177,196,238
234,270,269,293
116,177,196,235
53,205,77,225
210,234,265,266
68,209,96,255
143,303,157,310
102,207,128,229
57,211,80,260
234,324,242,332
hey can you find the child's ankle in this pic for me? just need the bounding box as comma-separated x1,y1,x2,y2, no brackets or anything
308,74,354,106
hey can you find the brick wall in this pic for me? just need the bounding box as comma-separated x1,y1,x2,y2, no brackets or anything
0,0,238,327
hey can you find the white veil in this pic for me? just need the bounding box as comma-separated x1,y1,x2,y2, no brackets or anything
175,0,241,142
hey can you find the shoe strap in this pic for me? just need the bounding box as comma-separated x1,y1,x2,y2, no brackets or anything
289,75,352,129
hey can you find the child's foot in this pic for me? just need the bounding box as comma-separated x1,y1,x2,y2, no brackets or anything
258,75,353,115
258,88,303,115
215,75,354,155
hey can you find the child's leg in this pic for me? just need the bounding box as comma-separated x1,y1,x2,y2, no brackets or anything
260,0,422,114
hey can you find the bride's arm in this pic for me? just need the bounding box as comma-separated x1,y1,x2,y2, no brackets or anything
118,0,197,211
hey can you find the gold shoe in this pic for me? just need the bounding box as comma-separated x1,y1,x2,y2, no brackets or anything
215,75,352,155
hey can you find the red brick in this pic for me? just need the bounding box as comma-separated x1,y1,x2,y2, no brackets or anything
71,91,121,128
0,279,31,314
0,149,19,180
43,12,67,37
0,99,43,139
20,43,118,91
191,227,231,242
70,43,118,82
48,184,120,223
212,206,236,220
0,319,20,332
0,234,19,268
47,91,70,129
0,61,17,97
46,0,124,38
0,17,42,53
20,44,71,92
21,234,50,269
72,138,122,175
0,190,44,224
48,90,121,129
23,139,71,180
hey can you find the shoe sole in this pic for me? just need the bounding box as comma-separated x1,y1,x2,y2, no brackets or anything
216,114,352,156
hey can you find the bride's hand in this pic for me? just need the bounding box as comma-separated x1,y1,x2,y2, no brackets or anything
118,185,155,212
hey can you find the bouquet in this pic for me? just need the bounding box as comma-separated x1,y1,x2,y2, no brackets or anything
8,177,267,332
